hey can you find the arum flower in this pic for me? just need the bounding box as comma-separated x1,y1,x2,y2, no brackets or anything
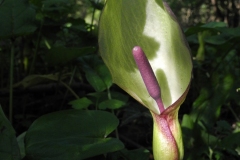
98,0,192,160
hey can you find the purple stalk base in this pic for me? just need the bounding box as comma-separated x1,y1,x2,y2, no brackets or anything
132,46,165,113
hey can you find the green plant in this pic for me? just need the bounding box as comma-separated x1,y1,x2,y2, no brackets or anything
0,0,240,160
182,22,240,160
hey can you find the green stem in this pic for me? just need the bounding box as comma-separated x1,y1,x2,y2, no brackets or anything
228,103,240,122
69,66,77,86
9,41,15,123
29,17,44,74
210,42,238,76
107,88,119,139
90,0,99,33
60,66,78,109
0,54,3,87
107,87,111,100
60,81,79,99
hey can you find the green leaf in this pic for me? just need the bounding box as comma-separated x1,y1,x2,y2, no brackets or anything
79,55,112,92
219,133,240,152
99,91,129,104
69,97,93,109
17,132,26,159
99,99,126,110
84,67,107,92
30,0,73,20
185,22,227,36
216,120,232,135
200,129,218,146
201,22,227,28
0,0,37,39
25,110,124,160
204,35,228,45
181,114,194,130
99,0,192,114
190,74,234,125
205,27,240,45
13,73,69,89
45,47,96,66
95,64,112,89
88,91,129,108
0,106,21,160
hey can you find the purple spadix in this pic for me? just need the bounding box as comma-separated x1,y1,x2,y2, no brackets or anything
132,46,165,113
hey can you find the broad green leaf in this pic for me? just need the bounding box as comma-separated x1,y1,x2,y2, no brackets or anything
30,0,73,20
190,74,234,126
30,0,69,7
79,55,111,92
200,128,218,146
205,28,240,45
64,18,87,33
0,106,21,160
216,120,232,135
17,132,26,159
69,97,93,109
13,73,69,89
25,110,124,160
204,35,228,45
201,22,227,28
99,0,192,114
88,91,129,103
181,114,194,130
42,0,70,7
110,91,129,103
87,92,105,100
0,0,37,38
88,91,129,109
84,67,107,92
99,99,126,110
219,133,240,152
95,64,112,89
45,47,96,66
185,22,227,36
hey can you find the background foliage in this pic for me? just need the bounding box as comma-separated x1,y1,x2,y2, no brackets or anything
0,0,239,160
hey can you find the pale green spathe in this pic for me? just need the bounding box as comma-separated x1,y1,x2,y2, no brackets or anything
99,0,192,115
